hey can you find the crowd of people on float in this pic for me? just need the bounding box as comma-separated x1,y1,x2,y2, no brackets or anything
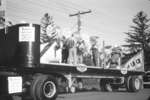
50,32,123,69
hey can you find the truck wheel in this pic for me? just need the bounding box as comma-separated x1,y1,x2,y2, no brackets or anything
100,79,112,92
126,76,143,92
30,74,42,100
30,75,57,100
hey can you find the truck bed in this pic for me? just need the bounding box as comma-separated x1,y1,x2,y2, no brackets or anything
0,63,144,77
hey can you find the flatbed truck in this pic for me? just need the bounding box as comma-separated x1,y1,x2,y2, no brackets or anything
0,23,145,100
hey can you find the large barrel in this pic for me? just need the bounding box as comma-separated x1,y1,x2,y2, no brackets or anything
0,23,40,68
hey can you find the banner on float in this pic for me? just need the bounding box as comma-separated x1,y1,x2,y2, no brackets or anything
124,51,144,71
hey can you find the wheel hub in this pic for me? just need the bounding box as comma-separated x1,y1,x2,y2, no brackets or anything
134,78,140,90
43,81,56,98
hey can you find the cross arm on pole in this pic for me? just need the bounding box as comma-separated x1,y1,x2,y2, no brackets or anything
69,9,92,34
69,10,92,17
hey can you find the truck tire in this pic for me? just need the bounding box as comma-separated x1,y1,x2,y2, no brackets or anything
100,79,112,92
126,76,143,92
30,75,57,100
30,74,42,100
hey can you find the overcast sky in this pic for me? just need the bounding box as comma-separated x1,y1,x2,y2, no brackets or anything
6,0,150,46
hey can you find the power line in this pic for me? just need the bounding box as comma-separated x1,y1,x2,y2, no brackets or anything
7,0,124,36
55,0,127,24
26,0,68,14
12,0,69,16
7,0,71,23
49,0,79,11
59,0,88,10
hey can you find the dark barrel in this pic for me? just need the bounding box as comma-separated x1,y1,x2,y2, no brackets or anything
0,28,6,65
0,23,40,68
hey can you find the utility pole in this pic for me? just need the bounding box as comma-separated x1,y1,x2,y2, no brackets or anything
69,10,91,34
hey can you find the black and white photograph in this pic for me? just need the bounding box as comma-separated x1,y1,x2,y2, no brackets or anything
0,0,150,100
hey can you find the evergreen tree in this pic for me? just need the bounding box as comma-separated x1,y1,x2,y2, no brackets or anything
40,13,55,43
125,11,150,70
40,13,61,57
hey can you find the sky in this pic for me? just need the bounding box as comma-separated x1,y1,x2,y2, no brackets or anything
5,0,150,46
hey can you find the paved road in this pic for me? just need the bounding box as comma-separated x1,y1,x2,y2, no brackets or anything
13,89,150,100
57,89,150,100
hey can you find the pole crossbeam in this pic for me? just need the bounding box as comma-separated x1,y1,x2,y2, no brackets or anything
69,10,92,33
69,10,91,17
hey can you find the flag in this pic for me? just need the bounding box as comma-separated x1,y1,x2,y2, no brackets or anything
123,51,144,71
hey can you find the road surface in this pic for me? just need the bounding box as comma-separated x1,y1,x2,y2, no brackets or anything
57,89,150,100
13,89,150,100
